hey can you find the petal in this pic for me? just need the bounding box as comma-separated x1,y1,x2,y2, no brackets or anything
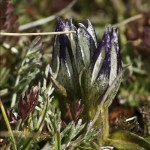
87,19,98,48
112,28,122,74
56,17,65,31
109,28,121,85
52,18,64,72
78,23,96,67
98,27,112,77
91,27,112,84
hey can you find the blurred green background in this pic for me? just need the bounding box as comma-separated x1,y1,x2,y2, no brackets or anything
1,0,150,119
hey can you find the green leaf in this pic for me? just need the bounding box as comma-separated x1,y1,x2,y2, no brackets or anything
0,66,9,86
107,130,150,150
11,37,42,107
107,138,145,150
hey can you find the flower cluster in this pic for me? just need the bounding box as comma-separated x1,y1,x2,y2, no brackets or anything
52,18,122,117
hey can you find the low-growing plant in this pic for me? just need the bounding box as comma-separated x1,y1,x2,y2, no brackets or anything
0,1,150,149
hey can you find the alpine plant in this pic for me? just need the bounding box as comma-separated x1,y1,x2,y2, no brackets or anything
51,18,122,144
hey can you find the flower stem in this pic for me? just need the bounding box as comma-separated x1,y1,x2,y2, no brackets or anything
99,107,109,146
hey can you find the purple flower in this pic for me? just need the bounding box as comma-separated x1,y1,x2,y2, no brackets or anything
52,18,122,107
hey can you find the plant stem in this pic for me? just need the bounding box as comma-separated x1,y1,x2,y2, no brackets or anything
18,0,77,31
112,14,142,28
54,131,61,150
99,107,109,146
0,31,75,36
0,100,17,150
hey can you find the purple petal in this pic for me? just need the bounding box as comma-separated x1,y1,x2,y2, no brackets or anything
56,17,65,31
92,27,112,82
111,28,122,74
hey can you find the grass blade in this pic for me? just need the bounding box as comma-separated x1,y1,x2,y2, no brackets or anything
0,100,17,150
